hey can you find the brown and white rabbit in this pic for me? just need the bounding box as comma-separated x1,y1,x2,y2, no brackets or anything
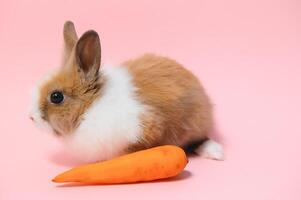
29,21,223,162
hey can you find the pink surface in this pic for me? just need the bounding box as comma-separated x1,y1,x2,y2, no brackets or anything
0,0,300,199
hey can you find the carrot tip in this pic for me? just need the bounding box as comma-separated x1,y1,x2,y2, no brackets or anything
52,176,65,183
52,174,77,183
52,177,59,182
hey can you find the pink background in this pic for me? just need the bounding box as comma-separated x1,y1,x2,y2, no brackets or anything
0,0,300,199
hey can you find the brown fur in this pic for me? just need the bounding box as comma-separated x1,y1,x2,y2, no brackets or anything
38,22,103,135
125,54,213,151
38,64,104,135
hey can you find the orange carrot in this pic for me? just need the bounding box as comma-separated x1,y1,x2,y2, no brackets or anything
53,145,188,184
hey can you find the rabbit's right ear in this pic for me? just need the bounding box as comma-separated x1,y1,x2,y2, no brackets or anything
62,21,78,65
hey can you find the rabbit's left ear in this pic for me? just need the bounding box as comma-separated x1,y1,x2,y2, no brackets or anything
62,21,78,65
75,30,101,79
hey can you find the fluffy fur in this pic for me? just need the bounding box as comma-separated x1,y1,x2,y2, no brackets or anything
125,54,214,152
63,66,147,162
196,140,224,160
30,21,224,162
29,72,57,134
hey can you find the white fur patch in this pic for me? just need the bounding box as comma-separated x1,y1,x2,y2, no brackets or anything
197,140,224,160
63,66,147,162
29,71,57,133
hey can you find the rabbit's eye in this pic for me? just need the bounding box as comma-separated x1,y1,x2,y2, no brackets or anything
50,91,64,104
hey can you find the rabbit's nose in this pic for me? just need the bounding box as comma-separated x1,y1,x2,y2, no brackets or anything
30,116,34,121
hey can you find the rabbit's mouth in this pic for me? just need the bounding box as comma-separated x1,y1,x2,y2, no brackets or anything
29,112,53,135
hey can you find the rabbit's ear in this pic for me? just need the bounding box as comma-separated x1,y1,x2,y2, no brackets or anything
75,30,101,78
62,21,78,65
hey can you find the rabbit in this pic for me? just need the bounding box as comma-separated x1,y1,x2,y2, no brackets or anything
29,21,224,163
